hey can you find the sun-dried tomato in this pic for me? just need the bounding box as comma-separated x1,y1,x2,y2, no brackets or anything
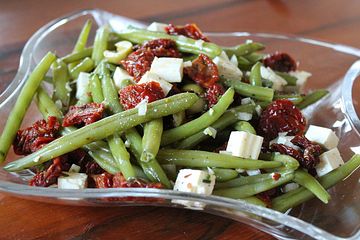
165,23,210,42
122,39,180,82
13,116,60,155
271,172,281,181
258,99,306,141
62,103,105,127
91,172,163,189
119,81,165,110
140,39,181,58
121,49,155,82
205,83,224,107
29,156,69,187
270,135,322,170
185,54,219,88
263,52,297,72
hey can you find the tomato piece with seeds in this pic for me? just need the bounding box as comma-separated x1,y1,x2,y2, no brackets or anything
185,54,219,88
205,83,224,107
62,103,105,127
263,52,297,72
165,23,210,42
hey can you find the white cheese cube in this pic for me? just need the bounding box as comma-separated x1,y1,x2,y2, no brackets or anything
316,148,344,177
213,52,243,81
183,61,193,68
173,169,216,208
260,66,288,91
69,164,81,173
246,169,261,176
147,22,168,32
138,71,173,95
269,135,300,150
283,183,299,193
289,70,312,87
76,72,90,100
230,55,238,67
150,57,183,83
113,67,134,90
58,172,88,189
226,131,264,160
305,125,339,150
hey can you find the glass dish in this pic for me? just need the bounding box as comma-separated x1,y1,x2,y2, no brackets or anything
1,9,360,240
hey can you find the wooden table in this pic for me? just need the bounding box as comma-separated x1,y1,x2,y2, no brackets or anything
1,1,360,239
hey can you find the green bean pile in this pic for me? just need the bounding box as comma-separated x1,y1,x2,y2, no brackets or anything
0,19,359,213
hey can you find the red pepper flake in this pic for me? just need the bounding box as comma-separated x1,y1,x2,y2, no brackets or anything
184,54,219,88
205,83,224,107
258,99,306,141
271,172,281,181
13,116,60,155
119,81,165,110
263,52,297,72
62,103,105,127
122,39,180,82
165,23,210,42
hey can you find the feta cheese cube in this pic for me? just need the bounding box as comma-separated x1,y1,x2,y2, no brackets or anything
269,135,300,150
283,183,299,193
183,61,193,68
150,57,183,83
138,71,173,95
230,54,238,67
76,72,90,100
246,169,261,176
305,125,339,149
147,22,168,32
203,127,217,138
213,52,243,81
226,131,264,160
113,67,134,90
289,70,312,87
173,169,216,208
260,66,288,91
69,164,81,173
136,97,148,116
58,172,88,189
315,148,344,177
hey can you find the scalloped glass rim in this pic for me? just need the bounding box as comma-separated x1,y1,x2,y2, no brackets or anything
1,9,360,240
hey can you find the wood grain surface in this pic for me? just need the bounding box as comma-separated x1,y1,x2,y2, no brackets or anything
1,0,360,239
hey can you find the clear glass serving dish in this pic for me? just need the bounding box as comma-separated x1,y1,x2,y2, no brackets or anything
1,9,360,240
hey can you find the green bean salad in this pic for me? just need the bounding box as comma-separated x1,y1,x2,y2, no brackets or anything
0,20,359,212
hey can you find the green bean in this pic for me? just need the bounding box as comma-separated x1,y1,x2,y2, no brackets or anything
272,154,360,212
233,121,256,134
156,149,283,169
244,52,265,63
242,196,267,207
214,171,294,199
69,20,92,69
182,83,204,95
35,86,119,174
211,168,239,182
52,59,70,108
99,63,123,113
223,78,274,102
92,26,110,65
293,169,330,204
177,104,255,149
161,88,234,146
141,118,163,162
249,62,262,86
124,129,171,188
296,89,329,109
70,57,95,79
275,71,297,86
223,42,265,57
3,93,198,172
61,47,93,64
270,154,299,171
0,52,56,163
116,26,222,58
108,134,135,179
215,170,293,189
89,74,104,103
274,94,304,105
